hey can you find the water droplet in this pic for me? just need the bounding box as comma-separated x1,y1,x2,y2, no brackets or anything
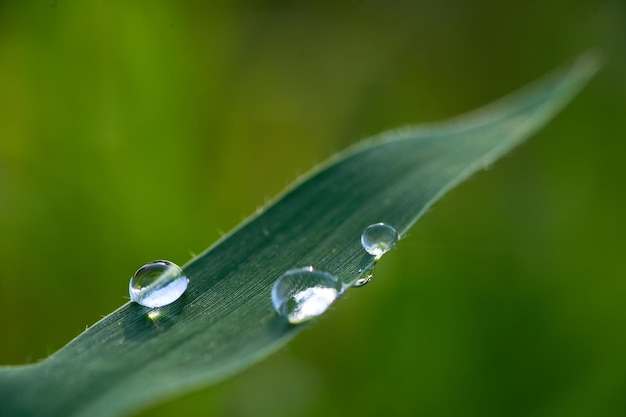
129,260,189,308
361,223,398,257
271,267,343,324
354,268,374,287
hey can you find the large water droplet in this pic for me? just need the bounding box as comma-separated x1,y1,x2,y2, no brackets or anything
361,223,398,257
129,260,189,308
271,267,343,324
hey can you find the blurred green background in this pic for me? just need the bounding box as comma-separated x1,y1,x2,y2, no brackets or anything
1,1,625,416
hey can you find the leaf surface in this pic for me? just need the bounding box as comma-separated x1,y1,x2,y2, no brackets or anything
0,54,599,417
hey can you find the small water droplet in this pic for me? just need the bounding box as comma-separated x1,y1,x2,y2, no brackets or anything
354,268,374,287
129,260,189,308
361,223,398,257
271,267,343,324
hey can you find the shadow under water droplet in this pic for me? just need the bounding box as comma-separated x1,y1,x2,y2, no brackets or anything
122,294,186,342
267,312,304,337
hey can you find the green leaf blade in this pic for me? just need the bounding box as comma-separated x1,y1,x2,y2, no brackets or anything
0,54,599,417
